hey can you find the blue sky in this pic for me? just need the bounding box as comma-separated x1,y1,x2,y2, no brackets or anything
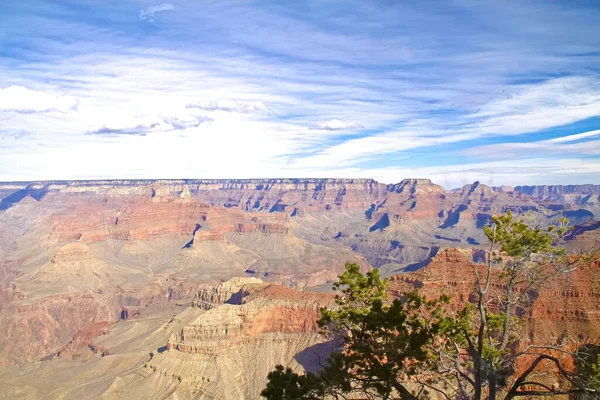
0,0,599,188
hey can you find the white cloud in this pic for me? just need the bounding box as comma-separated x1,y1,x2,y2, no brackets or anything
328,158,600,189
465,129,600,159
546,129,600,143
0,85,78,113
87,115,212,136
286,130,479,169
470,76,600,136
289,76,600,167
139,3,176,21
186,99,265,113
2,54,599,184
313,118,364,131
2,0,600,186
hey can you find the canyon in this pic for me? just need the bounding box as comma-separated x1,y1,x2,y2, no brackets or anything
0,178,598,399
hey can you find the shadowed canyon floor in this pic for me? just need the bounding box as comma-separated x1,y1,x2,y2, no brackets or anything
0,179,599,398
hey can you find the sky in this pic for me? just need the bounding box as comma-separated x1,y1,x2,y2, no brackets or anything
0,1,599,189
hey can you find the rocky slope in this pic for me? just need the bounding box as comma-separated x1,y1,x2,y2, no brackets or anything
0,181,370,363
0,177,598,368
514,184,600,202
390,248,600,381
0,278,336,399
0,253,598,399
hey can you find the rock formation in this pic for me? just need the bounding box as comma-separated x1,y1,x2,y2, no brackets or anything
191,277,264,309
515,184,600,202
0,177,598,380
390,248,600,354
0,254,597,399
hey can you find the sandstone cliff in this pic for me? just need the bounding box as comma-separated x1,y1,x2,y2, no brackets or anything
515,184,600,202
0,177,598,368
390,248,600,378
0,255,598,399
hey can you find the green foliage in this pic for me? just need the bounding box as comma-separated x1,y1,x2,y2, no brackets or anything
262,262,451,399
575,345,600,399
319,262,389,333
263,212,596,400
460,210,595,399
261,365,324,400
483,209,569,258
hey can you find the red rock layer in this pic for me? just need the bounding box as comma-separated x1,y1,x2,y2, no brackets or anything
391,249,600,334
0,280,206,364
169,283,334,354
55,322,112,359
391,249,600,384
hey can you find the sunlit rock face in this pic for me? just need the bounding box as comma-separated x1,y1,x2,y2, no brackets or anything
0,178,598,369
390,248,600,378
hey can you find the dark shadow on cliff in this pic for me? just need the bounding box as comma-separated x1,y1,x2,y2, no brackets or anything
269,201,287,213
0,186,48,211
475,213,492,229
563,209,594,225
365,204,375,219
294,340,341,373
569,219,600,239
434,235,461,243
439,204,467,228
157,345,168,354
0,189,29,211
401,247,439,273
182,224,202,249
402,259,431,272
369,213,390,232
466,237,480,245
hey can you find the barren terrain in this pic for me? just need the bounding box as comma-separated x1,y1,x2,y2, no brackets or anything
0,178,598,399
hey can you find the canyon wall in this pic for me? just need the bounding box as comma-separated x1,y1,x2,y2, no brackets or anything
0,178,598,367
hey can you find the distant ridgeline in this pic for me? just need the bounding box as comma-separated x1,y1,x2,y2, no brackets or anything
1,178,599,212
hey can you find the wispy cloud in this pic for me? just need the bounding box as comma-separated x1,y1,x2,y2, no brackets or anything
311,119,364,131
88,124,157,136
186,99,265,113
86,115,212,136
139,3,175,21
0,0,599,185
469,76,600,136
466,129,600,159
546,129,600,144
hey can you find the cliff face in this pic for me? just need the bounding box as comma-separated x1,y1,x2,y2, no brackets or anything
0,178,387,213
0,280,205,365
389,248,600,392
0,181,371,363
390,249,600,361
153,280,335,399
0,255,598,399
567,219,600,251
515,184,600,199
0,178,598,366
0,278,334,398
191,277,264,309
2,179,598,231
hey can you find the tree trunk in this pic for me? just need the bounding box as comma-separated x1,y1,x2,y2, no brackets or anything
500,269,517,351
489,372,497,400
473,358,482,400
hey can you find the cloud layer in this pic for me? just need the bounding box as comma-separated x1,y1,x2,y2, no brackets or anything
0,0,599,188
313,119,364,131
0,86,78,113
139,3,175,21
186,99,265,113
